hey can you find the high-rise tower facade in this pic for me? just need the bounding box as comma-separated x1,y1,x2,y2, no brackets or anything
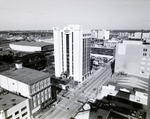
53,25,91,82
115,40,150,79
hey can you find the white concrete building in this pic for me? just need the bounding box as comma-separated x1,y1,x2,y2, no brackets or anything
100,81,148,105
0,66,55,115
104,38,119,48
53,25,91,82
91,29,110,40
0,92,30,119
115,40,150,79
9,41,53,52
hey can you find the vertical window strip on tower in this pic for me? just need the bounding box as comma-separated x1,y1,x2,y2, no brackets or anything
66,34,70,74
72,32,74,75
61,32,64,71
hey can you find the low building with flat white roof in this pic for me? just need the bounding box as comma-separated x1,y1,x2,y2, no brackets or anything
0,91,30,119
9,41,53,52
91,29,110,40
100,76,148,105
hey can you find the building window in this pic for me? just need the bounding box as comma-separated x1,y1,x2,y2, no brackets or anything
21,106,27,112
143,48,147,52
6,115,12,119
141,71,144,74
31,84,35,94
141,67,145,69
66,34,70,74
48,87,51,98
141,62,145,65
15,111,19,115
44,79,47,87
33,102,36,108
45,89,48,100
36,83,39,91
142,58,146,60
47,77,50,85
37,93,41,105
40,81,43,89
33,95,36,101
22,112,27,117
41,91,44,102
143,53,147,56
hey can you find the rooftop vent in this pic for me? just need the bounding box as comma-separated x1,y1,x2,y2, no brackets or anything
2,104,6,106
11,99,16,102
12,103,16,106
15,60,22,69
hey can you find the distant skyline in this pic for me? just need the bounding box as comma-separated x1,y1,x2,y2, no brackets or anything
0,0,150,30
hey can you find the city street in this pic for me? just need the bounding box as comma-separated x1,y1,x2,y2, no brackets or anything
40,63,112,119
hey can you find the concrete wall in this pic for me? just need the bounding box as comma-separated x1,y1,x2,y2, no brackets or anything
101,85,118,98
115,42,150,78
0,75,9,89
53,27,62,77
18,81,30,98
5,99,30,119
73,30,83,82
0,75,30,97
115,44,141,74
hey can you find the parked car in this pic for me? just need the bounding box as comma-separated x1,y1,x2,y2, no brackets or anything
88,98,96,103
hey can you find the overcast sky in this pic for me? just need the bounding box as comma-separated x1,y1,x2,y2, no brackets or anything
0,0,150,30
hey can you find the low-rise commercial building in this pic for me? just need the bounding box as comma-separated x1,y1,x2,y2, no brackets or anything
101,80,148,105
103,39,119,48
0,65,56,115
9,41,53,52
0,91,30,119
91,29,110,40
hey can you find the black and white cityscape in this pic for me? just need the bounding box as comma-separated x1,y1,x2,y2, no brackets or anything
0,0,150,119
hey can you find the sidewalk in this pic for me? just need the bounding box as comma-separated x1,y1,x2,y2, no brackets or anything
34,102,58,119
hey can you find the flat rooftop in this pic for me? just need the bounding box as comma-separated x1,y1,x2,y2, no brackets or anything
116,74,148,92
10,41,53,47
0,67,51,85
0,92,26,111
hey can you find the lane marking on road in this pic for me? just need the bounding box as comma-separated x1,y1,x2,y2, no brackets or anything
59,104,68,108
56,106,68,112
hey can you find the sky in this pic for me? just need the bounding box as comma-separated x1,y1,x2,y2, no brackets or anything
0,0,150,30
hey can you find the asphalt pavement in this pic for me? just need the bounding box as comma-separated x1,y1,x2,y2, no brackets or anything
35,63,112,119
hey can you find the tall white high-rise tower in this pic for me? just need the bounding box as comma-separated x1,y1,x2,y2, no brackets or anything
53,25,91,82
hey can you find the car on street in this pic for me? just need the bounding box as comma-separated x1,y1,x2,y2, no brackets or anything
88,98,96,103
